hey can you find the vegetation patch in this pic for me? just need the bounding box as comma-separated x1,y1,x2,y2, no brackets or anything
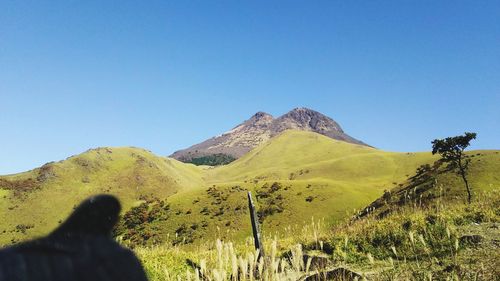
114,197,171,247
256,182,285,223
186,154,236,166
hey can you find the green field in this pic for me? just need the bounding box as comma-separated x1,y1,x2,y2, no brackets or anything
1,130,498,249
0,146,204,244
1,130,499,279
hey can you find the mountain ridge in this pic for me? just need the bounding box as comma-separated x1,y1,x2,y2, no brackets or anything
170,107,368,164
1,129,499,247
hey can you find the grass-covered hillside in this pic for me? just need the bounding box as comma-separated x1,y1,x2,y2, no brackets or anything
134,140,500,280
1,130,499,252
136,189,499,280
0,147,204,244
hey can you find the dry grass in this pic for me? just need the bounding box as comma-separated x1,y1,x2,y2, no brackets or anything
136,190,499,280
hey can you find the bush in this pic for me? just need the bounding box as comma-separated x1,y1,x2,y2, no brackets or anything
187,154,236,166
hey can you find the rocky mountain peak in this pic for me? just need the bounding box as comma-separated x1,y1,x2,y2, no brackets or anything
247,111,274,125
276,107,344,133
284,107,328,120
289,107,315,114
252,111,273,119
170,108,368,164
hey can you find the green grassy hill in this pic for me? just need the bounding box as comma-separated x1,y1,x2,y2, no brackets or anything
1,130,499,249
209,130,440,187
0,147,204,244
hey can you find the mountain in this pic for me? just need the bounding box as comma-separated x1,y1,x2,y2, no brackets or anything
170,107,368,164
3,129,498,247
0,147,205,244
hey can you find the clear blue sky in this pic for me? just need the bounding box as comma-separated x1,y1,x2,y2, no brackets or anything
1,1,499,175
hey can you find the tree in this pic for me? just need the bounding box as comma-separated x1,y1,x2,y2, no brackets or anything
431,132,477,204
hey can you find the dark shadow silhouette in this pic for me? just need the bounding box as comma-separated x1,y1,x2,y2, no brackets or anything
0,194,148,281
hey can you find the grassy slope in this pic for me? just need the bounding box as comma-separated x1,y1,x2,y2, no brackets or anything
0,147,204,244
137,190,500,281
136,140,500,280
109,131,434,247
209,130,436,189
163,131,498,246
1,130,499,248
204,131,438,228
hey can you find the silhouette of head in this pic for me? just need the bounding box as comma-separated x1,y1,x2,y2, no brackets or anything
51,194,121,237
0,195,148,281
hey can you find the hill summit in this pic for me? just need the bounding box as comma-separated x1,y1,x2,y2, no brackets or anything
170,107,368,164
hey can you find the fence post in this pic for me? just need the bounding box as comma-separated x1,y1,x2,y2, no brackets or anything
247,191,265,258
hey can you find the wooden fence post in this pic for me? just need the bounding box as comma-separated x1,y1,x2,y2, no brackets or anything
247,191,265,258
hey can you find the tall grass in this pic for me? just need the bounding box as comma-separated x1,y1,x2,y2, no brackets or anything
136,190,499,280
137,218,331,281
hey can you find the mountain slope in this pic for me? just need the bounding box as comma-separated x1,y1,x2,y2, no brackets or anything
0,147,204,244
115,131,499,247
170,108,367,164
1,131,499,248
208,130,433,185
